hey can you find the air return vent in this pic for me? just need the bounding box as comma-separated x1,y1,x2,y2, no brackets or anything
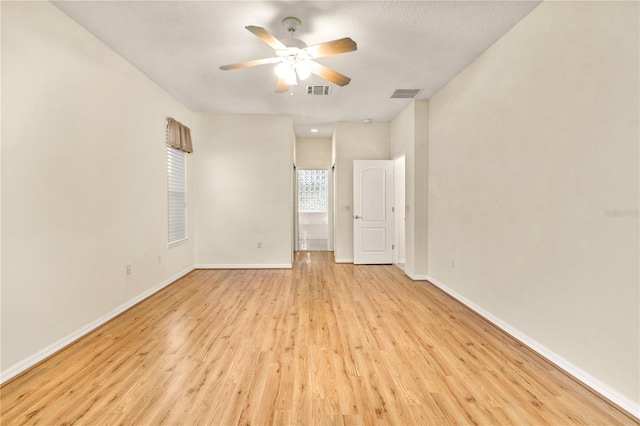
390,89,422,99
307,85,331,95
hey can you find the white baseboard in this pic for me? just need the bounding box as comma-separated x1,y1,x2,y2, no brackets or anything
425,275,640,420
405,269,429,281
334,258,353,263
0,265,195,384
195,264,292,269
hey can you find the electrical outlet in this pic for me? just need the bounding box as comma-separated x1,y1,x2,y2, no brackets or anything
257,241,262,248
126,264,132,275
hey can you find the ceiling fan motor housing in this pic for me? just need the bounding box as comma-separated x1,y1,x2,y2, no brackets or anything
281,38,307,49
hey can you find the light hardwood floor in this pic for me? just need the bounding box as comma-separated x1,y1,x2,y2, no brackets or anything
1,251,637,425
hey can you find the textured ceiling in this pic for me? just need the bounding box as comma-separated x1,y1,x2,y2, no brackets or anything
53,1,541,138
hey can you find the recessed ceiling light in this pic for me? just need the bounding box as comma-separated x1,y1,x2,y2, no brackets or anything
362,119,372,124
311,128,319,133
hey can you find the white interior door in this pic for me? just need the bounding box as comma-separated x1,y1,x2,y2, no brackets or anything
353,160,394,264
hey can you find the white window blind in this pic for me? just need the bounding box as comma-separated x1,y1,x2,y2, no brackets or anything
167,145,187,244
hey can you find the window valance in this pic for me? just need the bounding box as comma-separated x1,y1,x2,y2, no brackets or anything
167,117,193,153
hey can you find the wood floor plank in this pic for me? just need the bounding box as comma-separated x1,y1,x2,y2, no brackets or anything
1,252,637,425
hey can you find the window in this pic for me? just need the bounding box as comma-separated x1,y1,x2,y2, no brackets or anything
167,145,187,245
298,169,327,213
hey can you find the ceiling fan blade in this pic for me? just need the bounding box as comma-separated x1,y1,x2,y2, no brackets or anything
309,61,351,87
275,78,290,93
245,26,287,50
304,37,357,58
220,57,280,71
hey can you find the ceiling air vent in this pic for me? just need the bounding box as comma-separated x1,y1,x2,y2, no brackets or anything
307,85,331,95
390,89,422,99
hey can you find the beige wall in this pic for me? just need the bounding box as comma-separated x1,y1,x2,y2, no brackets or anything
393,156,406,263
333,122,390,262
428,0,639,409
1,2,195,375
194,113,294,267
414,101,429,277
296,137,332,169
390,100,429,278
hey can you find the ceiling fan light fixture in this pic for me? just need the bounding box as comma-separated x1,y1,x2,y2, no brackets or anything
295,60,311,80
274,62,288,78
274,61,296,83
284,73,298,85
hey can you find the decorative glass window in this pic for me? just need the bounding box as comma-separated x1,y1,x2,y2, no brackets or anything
298,169,327,213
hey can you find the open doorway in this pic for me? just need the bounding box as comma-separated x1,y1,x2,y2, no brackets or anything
394,155,406,269
298,169,330,251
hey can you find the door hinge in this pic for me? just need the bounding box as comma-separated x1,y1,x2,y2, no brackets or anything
392,244,395,250
392,207,395,212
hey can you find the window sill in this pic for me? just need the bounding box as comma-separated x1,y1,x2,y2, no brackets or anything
168,237,189,248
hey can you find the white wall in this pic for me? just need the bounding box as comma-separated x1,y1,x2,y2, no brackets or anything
1,1,195,377
298,213,329,240
194,113,294,268
333,122,390,262
428,0,639,412
390,100,429,278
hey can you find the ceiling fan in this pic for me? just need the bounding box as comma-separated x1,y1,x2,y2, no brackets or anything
220,17,357,93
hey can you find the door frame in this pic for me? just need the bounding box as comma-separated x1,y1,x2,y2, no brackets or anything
296,168,332,251
393,154,406,268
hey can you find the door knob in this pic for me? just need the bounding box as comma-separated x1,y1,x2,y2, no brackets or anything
354,215,362,219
